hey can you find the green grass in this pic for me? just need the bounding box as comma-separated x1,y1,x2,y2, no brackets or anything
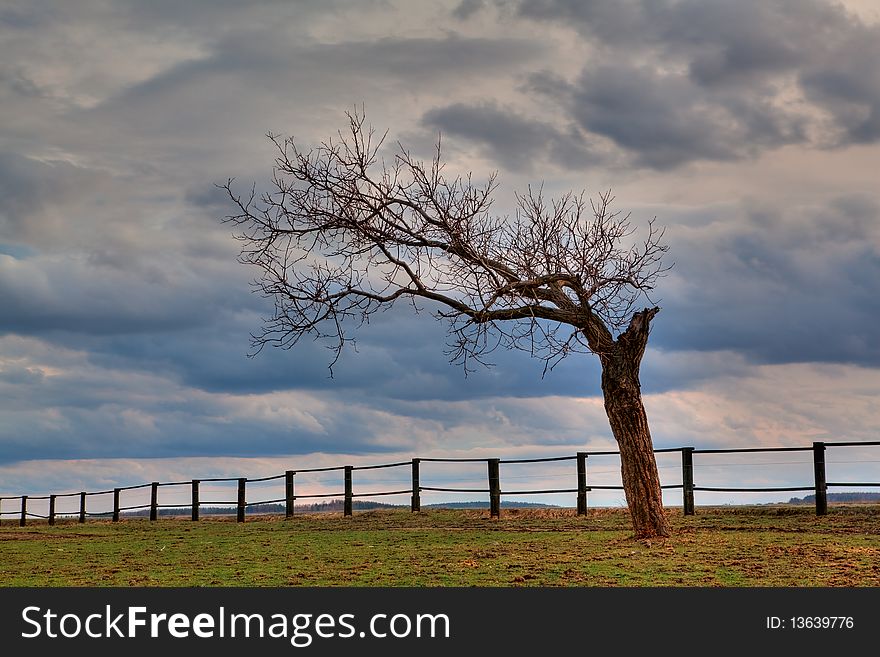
2,506,879,586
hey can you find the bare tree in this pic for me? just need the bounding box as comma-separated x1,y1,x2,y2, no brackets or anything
222,110,672,538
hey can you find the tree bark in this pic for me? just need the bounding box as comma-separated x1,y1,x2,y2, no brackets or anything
599,308,671,539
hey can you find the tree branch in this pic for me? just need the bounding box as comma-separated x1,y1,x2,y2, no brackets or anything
221,109,669,372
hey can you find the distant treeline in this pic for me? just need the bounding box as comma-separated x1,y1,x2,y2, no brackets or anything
124,501,392,516
121,499,560,517
422,501,560,509
787,492,880,504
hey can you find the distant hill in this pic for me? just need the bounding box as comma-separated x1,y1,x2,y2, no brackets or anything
787,492,880,504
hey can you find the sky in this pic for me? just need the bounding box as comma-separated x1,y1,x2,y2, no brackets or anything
2,0,880,510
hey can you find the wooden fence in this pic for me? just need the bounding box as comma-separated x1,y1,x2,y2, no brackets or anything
2,441,879,527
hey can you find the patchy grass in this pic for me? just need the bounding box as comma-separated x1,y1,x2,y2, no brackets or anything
2,506,879,586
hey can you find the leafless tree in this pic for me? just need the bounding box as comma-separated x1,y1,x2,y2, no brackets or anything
222,110,672,538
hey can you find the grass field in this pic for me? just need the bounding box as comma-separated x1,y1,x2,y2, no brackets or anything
2,506,880,586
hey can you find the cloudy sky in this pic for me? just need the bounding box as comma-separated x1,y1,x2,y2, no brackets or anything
2,0,880,508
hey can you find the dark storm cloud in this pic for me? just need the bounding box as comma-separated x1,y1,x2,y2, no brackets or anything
0,247,260,337
517,0,849,70
0,153,101,243
801,59,880,144
64,30,545,188
88,31,543,120
0,4,51,29
651,195,880,365
421,102,598,171
544,63,808,168
0,384,403,464
42,416,401,463
453,0,487,20
564,65,802,168
71,297,604,401
512,0,880,168
115,0,342,28
129,31,538,91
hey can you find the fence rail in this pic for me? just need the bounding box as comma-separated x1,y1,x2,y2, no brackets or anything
2,441,879,527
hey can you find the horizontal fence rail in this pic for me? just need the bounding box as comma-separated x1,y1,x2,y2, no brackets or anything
1,442,879,527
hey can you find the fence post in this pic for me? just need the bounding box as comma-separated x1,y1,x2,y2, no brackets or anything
285,471,295,518
191,480,200,522
79,492,86,523
237,478,246,523
488,458,501,519
411,459,421,512
813,441,827,516
576,452,588,516
150,482,159,521
344,466,353,517
113,488,120,522
19,495,27,527
49,495,56,526
0,498,2,526
682,447,695,516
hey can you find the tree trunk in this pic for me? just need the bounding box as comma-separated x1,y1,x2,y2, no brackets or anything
599,307,671,539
